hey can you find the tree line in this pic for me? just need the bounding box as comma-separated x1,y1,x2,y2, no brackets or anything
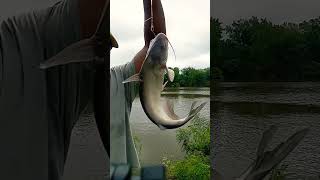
165,67,210,87
211,16,320,81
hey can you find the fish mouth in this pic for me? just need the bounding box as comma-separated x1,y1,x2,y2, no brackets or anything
155,34,169,49
144,33,169,66
154,33,168,41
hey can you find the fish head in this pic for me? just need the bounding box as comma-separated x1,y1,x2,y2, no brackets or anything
145,33,169,73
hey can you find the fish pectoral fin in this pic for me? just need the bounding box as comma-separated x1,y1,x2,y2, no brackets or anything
163,100,180,120
162,81,168,91
122,73,142,83
166,68,175,82
39,38,95,69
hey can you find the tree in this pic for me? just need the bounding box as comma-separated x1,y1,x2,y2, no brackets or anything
213,16,320,81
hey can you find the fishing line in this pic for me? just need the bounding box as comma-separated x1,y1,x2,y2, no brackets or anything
144,0,156,37
145,1,176,63
144,17,155,37
150,0,156,37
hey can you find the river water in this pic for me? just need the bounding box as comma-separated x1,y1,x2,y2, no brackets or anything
130,87,210,165
212,82,320,180
62,87,210,180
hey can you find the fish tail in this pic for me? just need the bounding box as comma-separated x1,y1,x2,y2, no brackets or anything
188,101,207,119
242,127,309,180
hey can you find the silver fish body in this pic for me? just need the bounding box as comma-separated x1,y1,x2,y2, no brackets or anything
124,33,206,129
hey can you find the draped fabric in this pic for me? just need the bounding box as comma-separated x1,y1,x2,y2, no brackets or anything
0,0,94,179
110,62,140,168
0,0,140,179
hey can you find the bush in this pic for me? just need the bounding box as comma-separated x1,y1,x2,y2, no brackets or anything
163,154,210,180
162,116,210,179
176,116,210,156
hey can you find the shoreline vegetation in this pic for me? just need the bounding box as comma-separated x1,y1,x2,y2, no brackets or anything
162,116,210,180
133,115,210,180
132,116,210,179
211,16,320,82
165,67,210,87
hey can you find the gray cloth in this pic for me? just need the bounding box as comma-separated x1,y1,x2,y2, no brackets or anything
110,62,140,168
0,0,140,179
0,0,93,179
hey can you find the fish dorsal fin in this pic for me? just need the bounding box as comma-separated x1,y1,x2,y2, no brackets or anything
122,73,142,84
162,81,168,91
163,100,180,120
167,68,175,82
39,38,96,69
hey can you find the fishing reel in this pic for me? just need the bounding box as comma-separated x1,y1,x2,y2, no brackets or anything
111,164,166,180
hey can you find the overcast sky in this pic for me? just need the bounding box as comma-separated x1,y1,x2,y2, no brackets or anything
111,0,210,69
212,0,320,24
2,0,317,68
0,0,210,69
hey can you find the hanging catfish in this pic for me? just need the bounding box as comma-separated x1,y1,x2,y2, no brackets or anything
123,33,207,129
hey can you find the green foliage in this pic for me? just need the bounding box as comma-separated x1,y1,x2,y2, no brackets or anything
162,116,210,179
163,154,210,180
164,67,210,87
176,116,210,156
212,16,320,81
